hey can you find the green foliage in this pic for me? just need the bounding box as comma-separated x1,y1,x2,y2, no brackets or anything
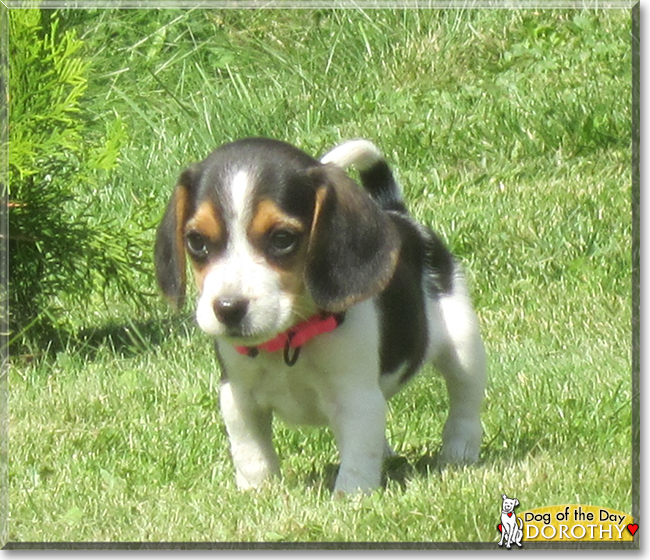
6,9,145,348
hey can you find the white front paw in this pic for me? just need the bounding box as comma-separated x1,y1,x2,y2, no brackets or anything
235,463,278,490
232,448,280,490
333,467,381,496
440,417,482,465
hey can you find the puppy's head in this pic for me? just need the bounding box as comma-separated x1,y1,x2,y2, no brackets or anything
155,138,400,345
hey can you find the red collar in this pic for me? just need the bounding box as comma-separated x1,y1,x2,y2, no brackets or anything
235,312,345,366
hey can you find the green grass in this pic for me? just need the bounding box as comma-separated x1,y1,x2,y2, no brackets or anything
7,7,633,544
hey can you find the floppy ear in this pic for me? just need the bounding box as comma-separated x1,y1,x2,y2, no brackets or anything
154,167,198,310
305,164,401,312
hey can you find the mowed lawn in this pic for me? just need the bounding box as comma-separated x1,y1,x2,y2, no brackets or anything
6,7,634,544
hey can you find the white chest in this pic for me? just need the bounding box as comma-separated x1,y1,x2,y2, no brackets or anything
216,300,383,427
220,349,331,426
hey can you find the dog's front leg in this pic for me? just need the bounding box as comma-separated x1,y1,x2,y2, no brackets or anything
219,380,280,490
327,385,387,495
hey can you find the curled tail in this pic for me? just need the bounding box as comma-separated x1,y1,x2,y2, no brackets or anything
320,139,408,214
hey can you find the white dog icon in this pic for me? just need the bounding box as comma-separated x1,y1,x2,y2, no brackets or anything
498,494,523,548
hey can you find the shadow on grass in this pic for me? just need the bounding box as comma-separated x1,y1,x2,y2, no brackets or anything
304,453,453,494
73,314,197,357
303,440,544,495
11,313,199,362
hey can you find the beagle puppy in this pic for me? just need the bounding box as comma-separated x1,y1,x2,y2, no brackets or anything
155,138,486,494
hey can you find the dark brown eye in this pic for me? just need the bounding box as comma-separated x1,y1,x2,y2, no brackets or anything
185,231,208,258
268,229,300,257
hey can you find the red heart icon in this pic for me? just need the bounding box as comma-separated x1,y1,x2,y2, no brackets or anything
508,512,513,517
497,524,503,533
627,524,639,536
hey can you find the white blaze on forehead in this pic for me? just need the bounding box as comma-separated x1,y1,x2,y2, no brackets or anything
229,169,254,220
223,169,255,278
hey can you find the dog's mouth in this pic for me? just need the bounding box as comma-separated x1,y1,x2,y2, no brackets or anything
220,312,310,349
220,322,289,347
221,328,275,346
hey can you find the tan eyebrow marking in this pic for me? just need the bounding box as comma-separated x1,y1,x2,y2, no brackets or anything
185,201,223,241
184,202,225,291
248,198,304,240
248,199,309,302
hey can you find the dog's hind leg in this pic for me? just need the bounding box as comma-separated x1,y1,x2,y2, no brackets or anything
431,281,486,465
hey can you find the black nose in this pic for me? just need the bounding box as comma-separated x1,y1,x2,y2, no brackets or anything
213,297,249,329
